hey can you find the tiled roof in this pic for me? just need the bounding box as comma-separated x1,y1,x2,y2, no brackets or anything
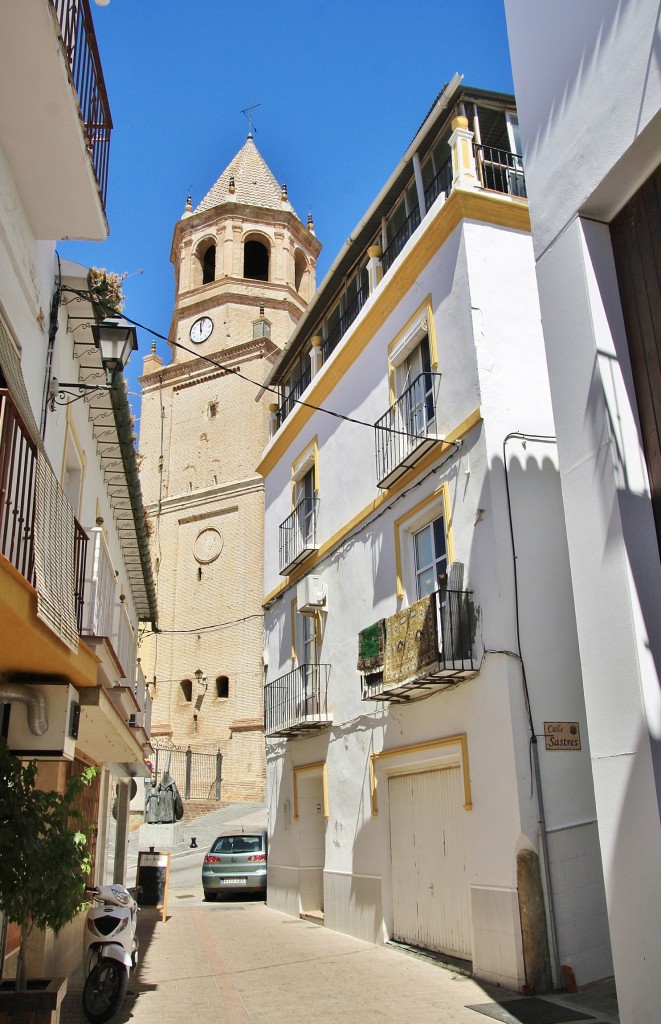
195,135,299,219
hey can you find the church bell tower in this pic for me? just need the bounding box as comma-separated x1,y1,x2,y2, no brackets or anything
138,134,321,802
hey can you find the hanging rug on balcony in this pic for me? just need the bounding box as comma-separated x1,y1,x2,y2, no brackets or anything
357,619,385,674
384,594,437,687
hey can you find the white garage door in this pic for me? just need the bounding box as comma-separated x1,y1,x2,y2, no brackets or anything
389,767,472,958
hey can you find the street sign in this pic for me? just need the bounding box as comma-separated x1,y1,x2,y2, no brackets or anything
544,722,581,750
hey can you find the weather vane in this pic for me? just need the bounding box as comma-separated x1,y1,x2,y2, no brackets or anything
240,103,261,136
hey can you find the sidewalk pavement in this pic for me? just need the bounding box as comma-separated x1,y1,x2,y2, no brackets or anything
60,804,618,1024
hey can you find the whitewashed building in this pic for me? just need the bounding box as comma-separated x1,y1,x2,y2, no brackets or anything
259,80,613,992
0,0,156,980
504,3,661,1020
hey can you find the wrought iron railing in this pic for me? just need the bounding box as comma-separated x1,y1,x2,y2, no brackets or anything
320,285,369,364
474,144,526,198
382,205,421,275
264,663,331,735
279,496,319,574
50,0,113,206
360,587,476,699
276,364,311,427
374,372,442,487
1,389,88,631
73,520,88,635
424,155,453,210
0,389,37,585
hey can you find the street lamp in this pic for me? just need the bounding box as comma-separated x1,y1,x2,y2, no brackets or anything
49,317,138,409
91,317,139,384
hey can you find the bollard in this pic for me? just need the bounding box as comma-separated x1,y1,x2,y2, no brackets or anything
190,837,197,849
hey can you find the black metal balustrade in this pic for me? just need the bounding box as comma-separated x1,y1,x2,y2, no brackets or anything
1,388,88,633
474,145,526,198
50,0,113,206
0,389,37,585
424,155,453,210
277,364,311,427
374,372,442,488
321,285,369,364
264,663,331,736
360,587,476,702
279,497,319,575
382,206,421,275
73,520,88,636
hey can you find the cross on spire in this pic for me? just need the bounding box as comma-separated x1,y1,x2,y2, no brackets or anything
240,103,261,138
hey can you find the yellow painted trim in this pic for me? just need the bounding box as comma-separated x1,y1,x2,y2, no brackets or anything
293,760,329,820
256,189,528,480
290,598,297,661
290,436,319,509
386,295,436,401
262,406,482,607
393,480,454,601
369,733,472,815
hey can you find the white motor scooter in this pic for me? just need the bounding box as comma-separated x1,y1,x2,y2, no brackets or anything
82,884,139,1023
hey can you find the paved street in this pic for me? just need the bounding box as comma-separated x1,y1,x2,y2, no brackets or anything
59,805,618,1024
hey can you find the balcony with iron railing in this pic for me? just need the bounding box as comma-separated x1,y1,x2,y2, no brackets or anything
0,388,87,632
382,205,422,275
474,145,526,199
374,372,442,488
321,285,369,364
272,139,526,432
264,663,332,737
276,364,311,428
0,1,112,239
359,587,477,702
51,0,112,207
279,497,320,575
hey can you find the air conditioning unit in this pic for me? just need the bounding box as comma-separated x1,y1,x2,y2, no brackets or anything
297,574,327,614
5,683,80,761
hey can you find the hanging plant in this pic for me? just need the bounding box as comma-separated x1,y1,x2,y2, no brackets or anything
87,266,127,322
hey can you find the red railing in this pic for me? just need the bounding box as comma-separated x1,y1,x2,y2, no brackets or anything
0,389,37,585
50,0,113,206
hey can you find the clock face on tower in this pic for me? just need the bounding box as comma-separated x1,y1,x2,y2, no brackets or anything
190,316,214,344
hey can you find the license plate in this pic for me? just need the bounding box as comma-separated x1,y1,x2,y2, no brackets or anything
221,877,246,884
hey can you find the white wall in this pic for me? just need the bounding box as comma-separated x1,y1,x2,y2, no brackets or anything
504,2,661,1016
263,207,611,986
505,0,661,255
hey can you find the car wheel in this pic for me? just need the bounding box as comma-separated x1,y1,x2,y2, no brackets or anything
203,891,217,902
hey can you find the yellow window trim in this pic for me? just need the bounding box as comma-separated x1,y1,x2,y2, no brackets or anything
290,598,297,660
290,436,319,509
293,761,329,819
60,409,88,518
387,296,437,403
262,406,481,607
369,733,472,815
256,188,528,480
393,480,454,601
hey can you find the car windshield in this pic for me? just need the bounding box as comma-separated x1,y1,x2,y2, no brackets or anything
211,835,263,854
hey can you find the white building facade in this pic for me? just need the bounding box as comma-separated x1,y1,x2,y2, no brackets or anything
504,3,661,1020
0,0,156,980
260,81,613,992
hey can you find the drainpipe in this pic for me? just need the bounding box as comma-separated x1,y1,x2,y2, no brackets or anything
0,677,48,735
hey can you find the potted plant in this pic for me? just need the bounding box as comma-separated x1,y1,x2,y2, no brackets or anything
86,267,127,323
0,740,97,1023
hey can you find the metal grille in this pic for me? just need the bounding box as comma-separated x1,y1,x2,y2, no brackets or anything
152,742,223,801
49,0,113,206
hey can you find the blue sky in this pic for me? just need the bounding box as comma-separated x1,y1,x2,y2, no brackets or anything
62,0,515,426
